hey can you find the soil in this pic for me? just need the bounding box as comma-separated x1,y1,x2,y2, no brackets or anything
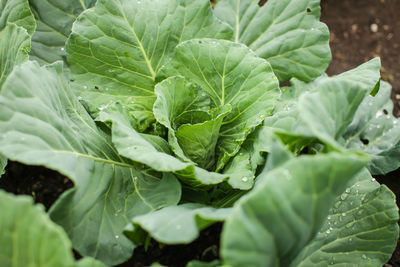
1,0,400,266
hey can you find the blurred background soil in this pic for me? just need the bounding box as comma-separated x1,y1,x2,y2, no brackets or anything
321,0,400,266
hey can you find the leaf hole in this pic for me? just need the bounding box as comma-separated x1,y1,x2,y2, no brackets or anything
361,139,369,145
306,8,311,13
258,0,268,7
94,86,99,90
383,109,389,115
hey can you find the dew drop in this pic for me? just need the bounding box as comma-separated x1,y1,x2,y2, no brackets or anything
371,178,376,182
362,254,367,260
349,237,353,242
377,125,382,129
115,235,120,239
327,215,332,220
340,193,348,200
61,47,65,51
345,188,351,193
326,229,331,234
375,110,383,118
201,93,206,97
342,212,346,217
241,177,249,182
77,96,83,100
83,85,88,89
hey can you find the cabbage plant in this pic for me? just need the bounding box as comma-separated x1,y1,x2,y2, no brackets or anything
0,0,399,266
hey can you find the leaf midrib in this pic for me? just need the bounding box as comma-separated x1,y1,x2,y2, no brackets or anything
117,2,156,81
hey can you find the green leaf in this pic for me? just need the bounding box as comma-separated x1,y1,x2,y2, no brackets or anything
0,61,181,265
175,105,231,170
291,169,399,266
29,0,96,64
0,155,6,177
221,152,368,266
344,81,400,174
154,76,215,162
0,190,75,267
214,0,331,82
262,59,382,153
67,0,232,131
221,127,270,189
297,59,381,146
98,103,228,188
0,0,35,34
0,0,34,89
75,258,108,267
173,39,280,170
128,203,231,244
154,76,232,169
0,23,31,88
186,260,221,267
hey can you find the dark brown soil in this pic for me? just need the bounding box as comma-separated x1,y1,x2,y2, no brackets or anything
0,161,73,210
321,0,400,116
118,224,222,267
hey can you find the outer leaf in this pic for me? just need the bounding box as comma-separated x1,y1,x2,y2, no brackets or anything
173,39,280,170
0,24,31,88
0,61,181,265
75,258,108,267
291,169,399,266
0,154,6,177
0,0,34,89
128,203,231,244
67,0,232,131
221,152,368,266
29,0,96,64
0,190,75,267
262,59,382,154
0,0,35,34
214,0,331,82
98,103,228,188
344,81,400,174
297,59,381,145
